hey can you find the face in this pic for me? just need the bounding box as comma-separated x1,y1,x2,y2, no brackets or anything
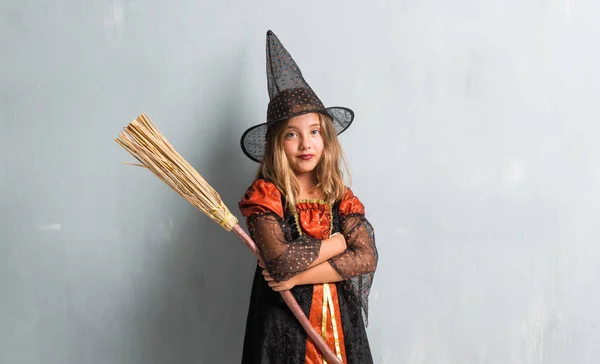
282,113,324,177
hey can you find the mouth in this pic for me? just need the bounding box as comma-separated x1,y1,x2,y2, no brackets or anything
297,154,314,160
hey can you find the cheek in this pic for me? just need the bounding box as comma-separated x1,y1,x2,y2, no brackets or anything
315,137,325,154
282,140,295,158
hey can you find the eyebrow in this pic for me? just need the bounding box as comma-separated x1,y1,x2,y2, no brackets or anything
286,123,320,130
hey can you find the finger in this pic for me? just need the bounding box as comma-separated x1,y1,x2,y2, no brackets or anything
261,273,273,282
258,261,265,268
262,269,269,275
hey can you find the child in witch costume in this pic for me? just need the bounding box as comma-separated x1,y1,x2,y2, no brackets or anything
238,30,378,364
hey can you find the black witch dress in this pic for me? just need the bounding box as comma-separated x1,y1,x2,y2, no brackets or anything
238,179,378,364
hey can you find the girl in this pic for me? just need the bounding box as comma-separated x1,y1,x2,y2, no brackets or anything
238,30,378,364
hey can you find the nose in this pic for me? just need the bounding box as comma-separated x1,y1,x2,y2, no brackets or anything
299,135,311,150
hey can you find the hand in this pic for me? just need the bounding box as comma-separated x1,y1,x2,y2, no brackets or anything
261,268,296,292
331,232,347,250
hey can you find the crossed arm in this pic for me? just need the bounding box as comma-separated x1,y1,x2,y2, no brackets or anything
261,259,344,291
249,213,378,291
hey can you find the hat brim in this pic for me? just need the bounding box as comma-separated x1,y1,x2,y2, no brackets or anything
240,107,354,163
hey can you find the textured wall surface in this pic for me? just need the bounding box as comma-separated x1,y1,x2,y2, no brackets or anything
1,1,599,363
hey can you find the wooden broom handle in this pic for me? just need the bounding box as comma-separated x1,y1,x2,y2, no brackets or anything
232,224,343,364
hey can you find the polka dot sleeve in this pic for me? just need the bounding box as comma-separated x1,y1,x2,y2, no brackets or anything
239,179,322,282
329,188,378,324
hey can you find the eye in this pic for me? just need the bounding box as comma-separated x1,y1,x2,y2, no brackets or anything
285,131,297,139
311,129,321,135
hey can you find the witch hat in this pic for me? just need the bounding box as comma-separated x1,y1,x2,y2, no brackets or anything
240,30,354,162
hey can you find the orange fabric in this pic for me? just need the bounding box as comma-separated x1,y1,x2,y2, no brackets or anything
305,283,348,364
339,187,365,217
296,199,347,364
239,181,365,219
296,201,333,240
306,283,324,364
239,179,284,218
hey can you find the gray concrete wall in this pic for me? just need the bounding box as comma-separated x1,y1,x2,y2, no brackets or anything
2,1,599,363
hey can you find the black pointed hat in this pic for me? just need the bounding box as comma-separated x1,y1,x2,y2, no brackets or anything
240,30,354,163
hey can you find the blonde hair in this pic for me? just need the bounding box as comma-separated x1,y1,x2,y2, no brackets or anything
256,113,350,211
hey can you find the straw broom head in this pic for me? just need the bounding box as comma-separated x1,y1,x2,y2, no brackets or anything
115,113,238,231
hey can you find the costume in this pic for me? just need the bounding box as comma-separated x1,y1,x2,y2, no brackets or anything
239,179,377,363
238,30,377,363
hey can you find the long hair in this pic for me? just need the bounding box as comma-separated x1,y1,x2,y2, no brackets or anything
256,113,350,211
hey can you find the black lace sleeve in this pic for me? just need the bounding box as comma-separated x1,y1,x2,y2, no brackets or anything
329,213,378,324
247,212,322,282
329,213,377,279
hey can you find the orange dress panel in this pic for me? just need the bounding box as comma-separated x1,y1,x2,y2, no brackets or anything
296,200,347,364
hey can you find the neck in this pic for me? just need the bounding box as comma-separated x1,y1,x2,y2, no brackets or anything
295,172,317,189
294,172,322,199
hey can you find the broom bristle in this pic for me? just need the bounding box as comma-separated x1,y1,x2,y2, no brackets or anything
115,113,238,231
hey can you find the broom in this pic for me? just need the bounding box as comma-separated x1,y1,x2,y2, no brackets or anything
115,113,343,364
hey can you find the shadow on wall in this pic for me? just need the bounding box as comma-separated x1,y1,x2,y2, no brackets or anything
129,51,256,364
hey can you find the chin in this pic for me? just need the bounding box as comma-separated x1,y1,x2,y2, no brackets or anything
292,164,318,175
294,167,315,174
